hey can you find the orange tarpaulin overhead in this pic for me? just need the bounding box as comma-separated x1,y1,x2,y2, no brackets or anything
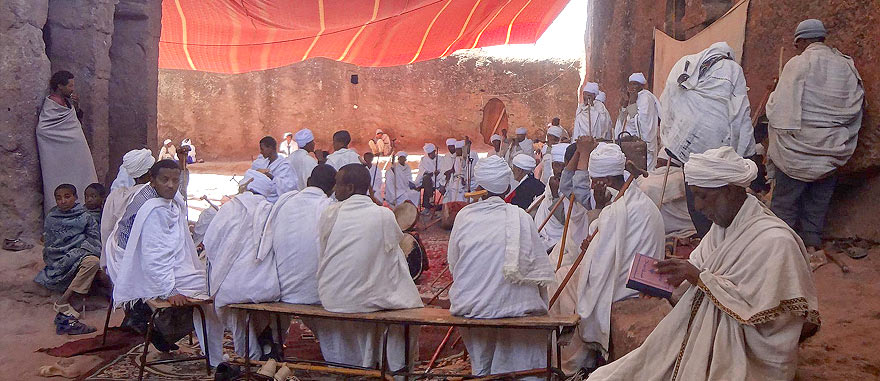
159,0,570,74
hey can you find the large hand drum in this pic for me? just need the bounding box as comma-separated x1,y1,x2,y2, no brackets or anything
393,201,418,231
400,232,427,281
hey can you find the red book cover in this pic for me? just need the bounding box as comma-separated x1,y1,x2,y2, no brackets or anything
626,253,675,299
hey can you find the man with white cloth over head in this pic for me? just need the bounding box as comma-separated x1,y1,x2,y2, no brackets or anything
588,146,820,381
447,155,556,378
502,127,533,164
550,142,664,375
766,19,864,254
538,126,566,185
101,149,155,267
314,164,423,371
506,154,545,211
288,129,319,191
244,136,298,202
535,143,570,251
203,170,279,360
574,82,613,140
109,160,224,366
385,152,420,207
613,73,661,169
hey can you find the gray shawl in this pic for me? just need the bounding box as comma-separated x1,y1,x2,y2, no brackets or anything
34,204,101,292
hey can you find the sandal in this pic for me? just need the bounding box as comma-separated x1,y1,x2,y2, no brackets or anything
3,238,33,251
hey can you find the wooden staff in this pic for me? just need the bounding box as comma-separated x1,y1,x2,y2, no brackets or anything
658,158,672,208
232,358,393,381
200,195,219,211
555,193,577,270
425,326,455,373
426,281,453,306
487,106,506,143
537,196,565,232
525,194,546,214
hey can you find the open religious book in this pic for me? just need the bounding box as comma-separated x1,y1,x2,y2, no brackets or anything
626,253,675,299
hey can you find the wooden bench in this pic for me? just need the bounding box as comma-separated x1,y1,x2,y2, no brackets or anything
228,302,579,380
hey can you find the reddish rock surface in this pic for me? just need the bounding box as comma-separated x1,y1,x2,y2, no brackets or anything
609,297,672,361
157,54,581,161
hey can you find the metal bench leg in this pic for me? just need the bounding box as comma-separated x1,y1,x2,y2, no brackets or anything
101,297,113,346
546,329,553,380
195,305,211,375
403,324,410,381
380,325,390,380
138,309,160,381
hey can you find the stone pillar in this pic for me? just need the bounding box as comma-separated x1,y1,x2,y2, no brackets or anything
108,0,161,180
44,0,116,183
0,0,51,240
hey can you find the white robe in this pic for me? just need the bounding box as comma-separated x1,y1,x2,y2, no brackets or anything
637,165,696,238
287,149,317,191
109,193,224,366
614,90,661,168
448,197,556,377
385,163,419,207
279,139,297,157
325,147,362,170
414,154,441,187
588,195,820,380
100,184,147,270
534,186,564,252
247,155,298,202
550,186,664,373
573,102,613,141
367,164,384,202
315,195,423,370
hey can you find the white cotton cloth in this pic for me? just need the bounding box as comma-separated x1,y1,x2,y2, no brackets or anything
547,126,564,138
573,101,613,140
36,96,98,213
638,165,696,238
287,149,318,191
415,153,441,187
397,151,407,158
110,166,135,192
535,187,564,250
515,127,527,135
587,195,819,380
294,129,314,146
547,194,593,270
491,134,503,142
423,143,436,154
550,185,664,367
475,155,513,194
244,169,275,198
163,139,172,145
257,187,332,305
122,149,155,178
100,184,148,270
446,138,457,146
246,155,299,202
192,206,217,247
441,153,478,203
454,140,465,149
597,91,606,103
588,143,626,178
583,82,599,95
766,42,864,181
367,164,384,202
629,72,647,84
551,143,570,163
279,139,297,156
685,146,758,188
325,148,362,170
385,162,419,207
512,154,536,172
613,89,661,168
660,42,755,164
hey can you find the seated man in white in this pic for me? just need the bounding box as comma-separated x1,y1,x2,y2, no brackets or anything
288,128,319,191
534,143,570,252
385,151,420,208
109,160,224,366
637,150,696,238
245,136,298,202
315,164,423,371
325,130,362,170
549,143,664,375
203,170,280,360
447,155,556,377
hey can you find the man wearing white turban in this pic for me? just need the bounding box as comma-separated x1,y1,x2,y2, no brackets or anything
203,169,279,360
489,134,504,157
574,82,613,141
441,140,475,203
537,125,566,185
589,146,820,381
534,143,570,251
766,19,864,254
101,149,156,269
415,144,441,209
158,139,178,161
506,154,545,211
502,128,534,164
288,129,319,191
436,138,458,201
550,141,664,375
385,152,420,207
614,73,661,169
448,155,556,378
244,136,299,202
279,132,297,156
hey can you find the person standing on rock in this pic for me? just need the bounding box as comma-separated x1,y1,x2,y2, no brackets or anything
766,19,864,259
36,70,98,215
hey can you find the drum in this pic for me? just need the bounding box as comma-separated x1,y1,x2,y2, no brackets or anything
400,232,428,281
440,201,468,230
393,201,418,231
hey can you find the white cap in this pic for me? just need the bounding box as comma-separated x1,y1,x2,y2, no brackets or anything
547,126,564,138
376,129,383,134
551,143,570,163
490,134,502,143
397,151,407,157
454,140,465,148
588,143,626,178
628,72,647,85
583,82,599,95
294,129,314,146
283,132,293,138
512,154,537,171
597,91,607,103
423,143,436,154
446,138,457,146
163,139,172,145
515,127,527,135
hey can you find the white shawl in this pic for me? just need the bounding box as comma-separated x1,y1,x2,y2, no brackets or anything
325,148,362,170
614,90,661,168
574,102,613,141
247,155,299,202
384,163,419,207
637,166,696,238
100,184,149,270
287,149,318,191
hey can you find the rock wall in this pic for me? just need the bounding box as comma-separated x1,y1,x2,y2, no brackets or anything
0,0,51,240
157,54,581,161
45,0,116,183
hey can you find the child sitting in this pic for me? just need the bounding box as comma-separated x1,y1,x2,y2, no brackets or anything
34,184,102,335
84,182,106,228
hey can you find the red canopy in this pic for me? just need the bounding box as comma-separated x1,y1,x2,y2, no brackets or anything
159,0,569,73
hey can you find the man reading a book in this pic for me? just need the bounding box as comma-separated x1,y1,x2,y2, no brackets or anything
549,142,665,375
588,146,820,380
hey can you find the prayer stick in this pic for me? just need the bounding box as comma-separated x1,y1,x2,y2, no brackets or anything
537,196,566,232
427,281,453,306
427,265,450,290
658,159,672,208
525,194,546,214
232,359,393,381
556,194,577,271
423,217,443,230
200,195,219,211
425,326,455,373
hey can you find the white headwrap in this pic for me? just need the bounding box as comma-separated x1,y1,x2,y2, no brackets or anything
628,72,647,85
597,91,607,103
515,127,527,135
454,140,465,149
583,82,599,95
684,146,758,188
446,138,457,146
294,129,314,146
588,142,626,178
475,155,513,194
490,134,502,143
245,169,274,196
396,151,408,157
512,154,537,171
423,143,436,154
122,148,156,178
551,143,570,163
163,139,172,145
376,129,383,134
283,132,293,138
547,126,564,138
